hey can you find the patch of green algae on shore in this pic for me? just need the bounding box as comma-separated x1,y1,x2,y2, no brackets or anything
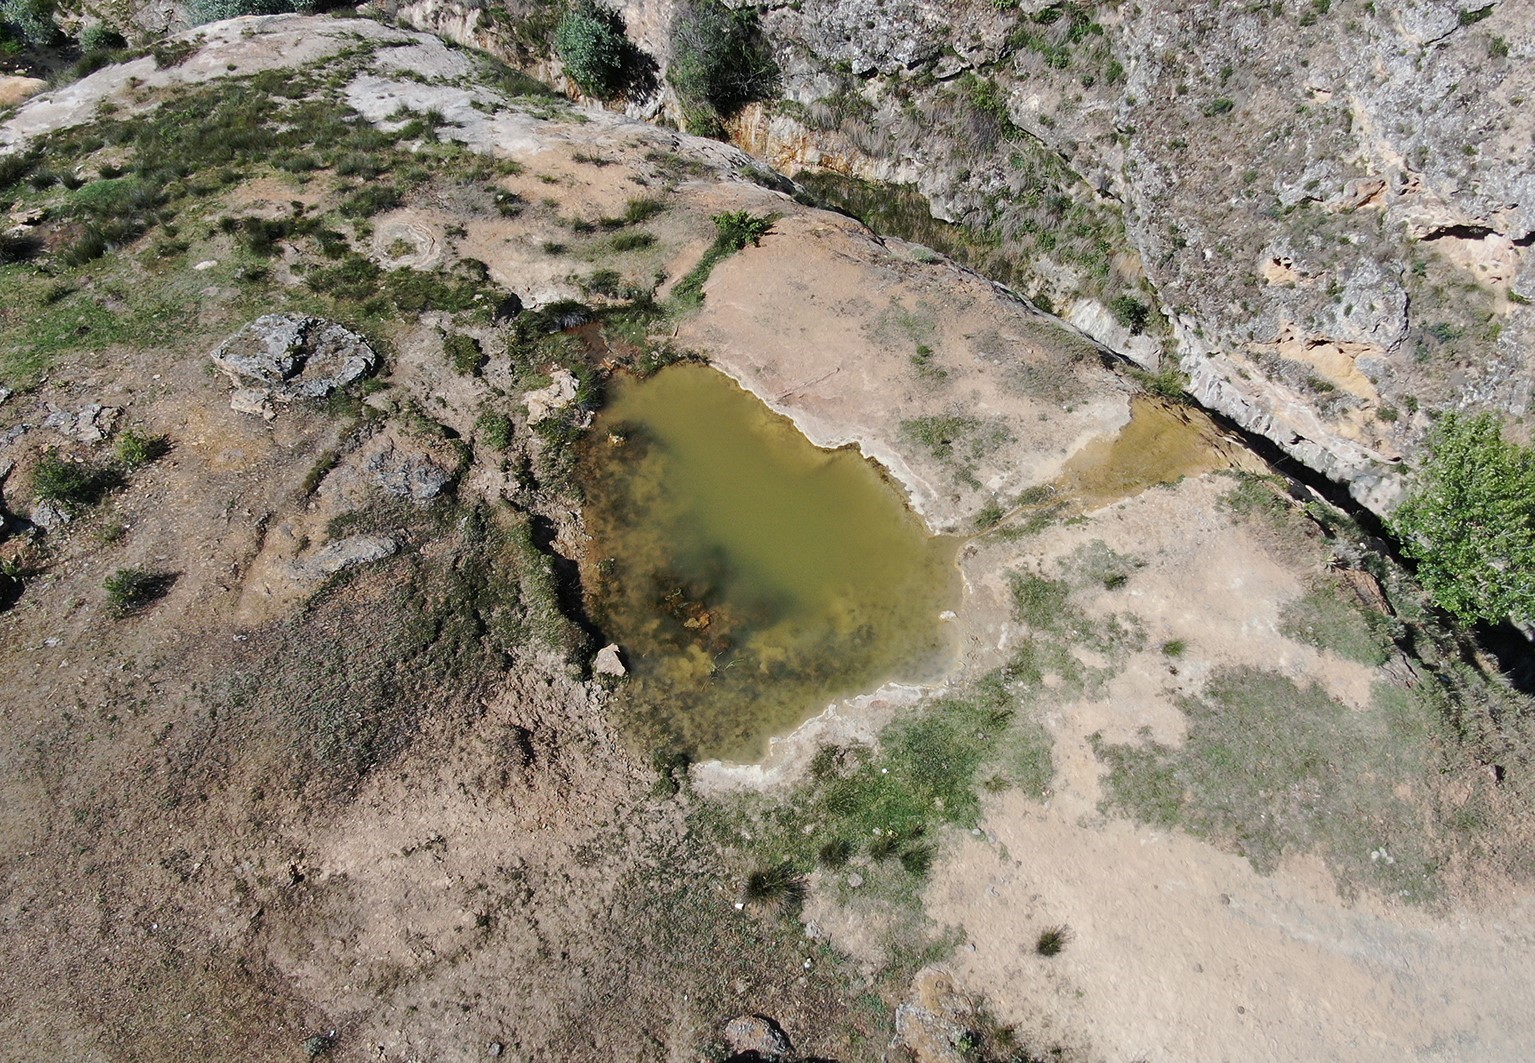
580,364,959,762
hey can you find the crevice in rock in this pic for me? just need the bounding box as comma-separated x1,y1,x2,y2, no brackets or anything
1423,223,1498,242
527,512,605,665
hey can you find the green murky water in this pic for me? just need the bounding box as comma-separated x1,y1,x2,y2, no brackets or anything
579,364,959,763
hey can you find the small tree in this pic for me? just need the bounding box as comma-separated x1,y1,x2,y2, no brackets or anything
1391,412,1535,625
667,0,778,134
553,2,630,100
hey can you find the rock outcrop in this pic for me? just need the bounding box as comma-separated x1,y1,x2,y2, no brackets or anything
212,313,378,416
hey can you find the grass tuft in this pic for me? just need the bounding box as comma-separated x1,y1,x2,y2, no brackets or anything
1035,924,1072,957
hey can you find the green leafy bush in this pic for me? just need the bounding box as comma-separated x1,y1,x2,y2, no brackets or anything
31,453,119,507
669,211,774,309
0,0,58,47
667,0,778,131
116,429,171,469
1109,293,1151,333
185,0,304,27
554,2,626,97
77,21,126,52
553,2,655,101
1391,412,1535,624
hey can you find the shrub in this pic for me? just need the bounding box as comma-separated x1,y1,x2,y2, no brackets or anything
817,838,853,868
554,1,653,101
0,0,59,47
185,0,304,27
31,453,119,507
743,861,805,907
0,229,40,263
104,567,172,615
116,429,170,469
78,21,126,52
555,3,623,96
1391,412,1535,624
667,0,778,127
1109,293,1151,334
1036,924,1072,956
669,210,774,309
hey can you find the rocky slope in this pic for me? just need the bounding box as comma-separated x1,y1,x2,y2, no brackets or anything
378,0,1534,514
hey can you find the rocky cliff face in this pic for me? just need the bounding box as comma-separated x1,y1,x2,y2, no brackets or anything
385,0,1532,513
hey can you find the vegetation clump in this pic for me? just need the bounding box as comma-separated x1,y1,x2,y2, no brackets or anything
553,1,655,101
669,210,774,309
1391,412,1535,625
30,453,120,507
104,566,173,615
185,0,304,28
1035,924,1072,957
667,0,778,135
116,429,171,470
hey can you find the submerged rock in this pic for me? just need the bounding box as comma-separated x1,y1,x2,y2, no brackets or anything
593,644,626,677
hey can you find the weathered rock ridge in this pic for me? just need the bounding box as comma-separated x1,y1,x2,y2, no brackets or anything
383,0,1534,514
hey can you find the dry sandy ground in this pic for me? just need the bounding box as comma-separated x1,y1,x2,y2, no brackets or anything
927,477,1535,1061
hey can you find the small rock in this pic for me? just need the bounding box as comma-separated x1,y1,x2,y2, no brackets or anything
0,386,11,407
73,403,118,444
524,369,579,425
366,445,454,502
0,75,48,108
297,534,398,578
192,259,219,271
229,388,276,420
211,313,377,406
847,872,864,888
723,1015,794,1061
212,313,310,386
32,499,71,532
593,644,626,677
487,1041,504,1058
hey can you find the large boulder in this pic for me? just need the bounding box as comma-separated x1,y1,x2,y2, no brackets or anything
212,314,378,413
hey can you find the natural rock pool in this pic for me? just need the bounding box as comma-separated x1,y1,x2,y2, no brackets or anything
579,363,959,763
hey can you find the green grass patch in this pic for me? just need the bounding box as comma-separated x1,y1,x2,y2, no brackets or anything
444,332,485,376
670,210,774,311
1279,585,1393,666
115,428,171,470
1094,667,1447,900
104,566,174,616
30,452,121,506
